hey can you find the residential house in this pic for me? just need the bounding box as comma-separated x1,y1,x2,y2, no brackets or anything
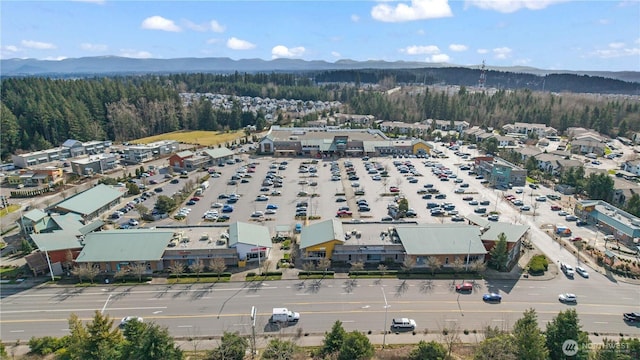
623,159,640,176
514,146,542,162
570,137,606,156
495,136,517,148
502,122,558,138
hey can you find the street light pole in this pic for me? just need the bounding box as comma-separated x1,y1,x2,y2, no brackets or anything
42,247,55,282
381,287,390,349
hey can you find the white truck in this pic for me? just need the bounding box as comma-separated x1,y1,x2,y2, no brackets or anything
270,307,300,326
200,181,210,190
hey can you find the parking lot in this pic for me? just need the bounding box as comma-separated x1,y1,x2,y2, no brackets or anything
105,142,615,254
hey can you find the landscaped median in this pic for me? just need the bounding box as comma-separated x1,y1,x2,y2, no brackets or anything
245,271,282,281
297,271,335,280
168,272,231,284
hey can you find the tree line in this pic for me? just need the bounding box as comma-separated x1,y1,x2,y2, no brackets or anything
3,71,639,162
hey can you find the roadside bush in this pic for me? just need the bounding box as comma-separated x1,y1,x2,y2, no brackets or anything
528,254,548,275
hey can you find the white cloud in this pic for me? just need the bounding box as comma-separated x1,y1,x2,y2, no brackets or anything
271,45,306,59
141,16,181,32
493,47,512,59
80,43,108,52
401,45,441,55
43,56,68,61
429,53,450,62
119,49,153,58
371,0,453,22
449,44,468,52
477,48,489,54
591,42,640,59
514,58,532,65
210,20,225,33
206,38,222,45
465,0,568,13
3,45,19,52
227,37,256,50
21,40,56,50
597,19,610,25
331,51,341,58
417,29,426,35
351,14,360,22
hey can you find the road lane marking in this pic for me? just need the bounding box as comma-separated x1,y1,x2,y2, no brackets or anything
594,321,608,324
444,319,458,322
295,293,309,296
9,330,24,333
101,294,112,314
153,311,163,314
492,319,505,322
528,293,540,296
0,306,167,314
177,325,193,328
244,295,260,298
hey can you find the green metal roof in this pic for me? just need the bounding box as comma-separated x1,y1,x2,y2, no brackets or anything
31,231,83,252
228,222,272,248
24,209,47,222
29,213,101,251
396,224,487,255
76,229,174,262
480,223,529,243
203,147,234,159
465,214,490,228
300,219,345,249
55,184,123,216
175,150,194,158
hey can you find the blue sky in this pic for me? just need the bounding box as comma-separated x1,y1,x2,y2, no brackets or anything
2,0,639,72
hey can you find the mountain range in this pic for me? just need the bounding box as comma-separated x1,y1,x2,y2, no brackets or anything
2,56,639,84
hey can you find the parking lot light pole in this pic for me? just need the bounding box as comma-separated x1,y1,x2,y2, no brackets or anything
382,287,390,348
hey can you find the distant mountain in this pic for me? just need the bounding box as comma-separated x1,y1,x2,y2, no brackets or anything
2,56,638,84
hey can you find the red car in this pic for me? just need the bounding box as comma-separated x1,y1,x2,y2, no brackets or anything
336,210,353,217
456,282,473,292
190,197,201,202
551,205,561,211
390,187,400,193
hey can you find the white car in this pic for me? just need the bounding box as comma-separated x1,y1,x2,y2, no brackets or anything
128,219,139,226
251,211,264,217
119,316,143,329
211,202,223,208
559,293,577,303
576,266,589,278
265,209,277,215
256,195,269,201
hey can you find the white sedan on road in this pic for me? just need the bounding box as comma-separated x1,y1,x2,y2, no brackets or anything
559,293,577,303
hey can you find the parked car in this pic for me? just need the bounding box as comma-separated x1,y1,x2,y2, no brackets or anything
128,219,139,226
256,195,269,201
119,316,143,329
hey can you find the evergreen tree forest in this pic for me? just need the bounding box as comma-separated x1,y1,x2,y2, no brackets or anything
2,71,639,161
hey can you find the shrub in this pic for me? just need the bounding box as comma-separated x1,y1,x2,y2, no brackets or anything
528,254,548,274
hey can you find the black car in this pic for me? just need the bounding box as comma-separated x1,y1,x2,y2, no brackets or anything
422,194,432,199
623,312,640,323
576,220,588,226
435,194,447,199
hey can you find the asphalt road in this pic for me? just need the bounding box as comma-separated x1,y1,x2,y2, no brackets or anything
1,277,638,342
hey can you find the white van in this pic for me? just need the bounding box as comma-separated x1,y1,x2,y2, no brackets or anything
561,263,575,278
391,318,416,331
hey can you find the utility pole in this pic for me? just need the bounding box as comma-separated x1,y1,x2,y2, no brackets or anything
250,306,257,359
381,287,390,348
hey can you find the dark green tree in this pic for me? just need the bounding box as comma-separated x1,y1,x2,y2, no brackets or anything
21,239,33,255
155,195,177,214
127,182,141,196
260,338,300,360
66,311,123,360
545,309,590,360
408,340,447,360
488,233,509,271
120,319,182,360
624,193,640,217
320,320,346,358
207,331,248,360
473,334,516,360
512,308,548,360
585,173,614,202
337,331,374,360
525,156,539,173
483,137,499,155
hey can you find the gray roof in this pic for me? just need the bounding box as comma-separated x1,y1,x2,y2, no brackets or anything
480,223,529,243
55,184,123,216
465,214,490,228
300,219,345,249
24,209,47,222
228,222,272,248
203,147,234,159
76,229,174,262
395,224,487,255
175,150,194,158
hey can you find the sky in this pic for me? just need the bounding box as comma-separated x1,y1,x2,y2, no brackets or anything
1,0,639,72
